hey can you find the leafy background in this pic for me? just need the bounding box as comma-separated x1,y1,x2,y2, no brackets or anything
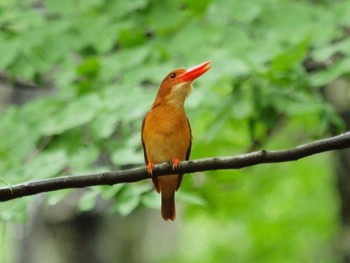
1,0,350,262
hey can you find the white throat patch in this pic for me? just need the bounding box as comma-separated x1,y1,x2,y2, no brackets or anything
170,82,193,100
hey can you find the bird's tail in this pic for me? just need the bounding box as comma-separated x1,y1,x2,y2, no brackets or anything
161,191,176,221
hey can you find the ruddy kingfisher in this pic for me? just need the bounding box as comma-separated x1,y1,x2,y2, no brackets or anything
141,61,211,221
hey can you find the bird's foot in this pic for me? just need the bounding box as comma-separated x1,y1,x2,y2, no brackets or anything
172,159,180,170
147,162,154,176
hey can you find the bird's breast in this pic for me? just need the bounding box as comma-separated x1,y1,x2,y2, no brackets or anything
143,106,191,163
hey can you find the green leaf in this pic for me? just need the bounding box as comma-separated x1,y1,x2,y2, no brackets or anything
0,199,28,222
68,146,99,170
0,39,18,67
42,94,103,135
309,57,350,87
271,39,309,71
183,0,211,14
177,191,206,206
46,189,74,206
90,113,119,139
105,0,150,19
118,26,145,48
23,150,67,180
146,0,186,33
78,189,99,212
141,191,160,209
113,183,151,215
102,46,150,73
114,185,140,216
76,57,101,78
312,38,350,62
207,0,261,24
46,0,77,14
111,147,143,166
72,16,117,53
100,184,125,200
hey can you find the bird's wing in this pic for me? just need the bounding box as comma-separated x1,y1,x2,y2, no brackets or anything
141,114,160,192
141,116,148,164
176,118,192,190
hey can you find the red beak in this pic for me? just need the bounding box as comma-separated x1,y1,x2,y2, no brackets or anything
178,61,211,82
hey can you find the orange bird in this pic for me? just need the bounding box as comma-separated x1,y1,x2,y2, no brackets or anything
141,61,211,221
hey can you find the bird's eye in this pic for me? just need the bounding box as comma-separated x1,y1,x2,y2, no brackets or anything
170,72,176,79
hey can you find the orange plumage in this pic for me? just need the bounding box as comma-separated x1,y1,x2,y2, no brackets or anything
141,61,211,221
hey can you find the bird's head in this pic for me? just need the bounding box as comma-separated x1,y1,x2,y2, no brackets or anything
153,61,211,107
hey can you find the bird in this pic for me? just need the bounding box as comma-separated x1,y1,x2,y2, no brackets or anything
141,61,211,221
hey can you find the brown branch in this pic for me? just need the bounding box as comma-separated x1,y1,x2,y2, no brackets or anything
1,132,350,202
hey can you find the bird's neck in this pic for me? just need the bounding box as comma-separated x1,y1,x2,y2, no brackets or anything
152,99,185,111
152,83,192,109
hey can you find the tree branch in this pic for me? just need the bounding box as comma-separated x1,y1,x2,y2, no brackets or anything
1,132,350,202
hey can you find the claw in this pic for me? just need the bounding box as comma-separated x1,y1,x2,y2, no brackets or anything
147,163,154,176
147,162,154,176
172,159,180,170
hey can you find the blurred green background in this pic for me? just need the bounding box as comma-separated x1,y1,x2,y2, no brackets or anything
1,0,350,262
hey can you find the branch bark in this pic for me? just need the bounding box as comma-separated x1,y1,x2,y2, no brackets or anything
1,131,350,202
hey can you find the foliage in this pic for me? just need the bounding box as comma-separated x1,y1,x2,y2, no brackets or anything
1,0,350,262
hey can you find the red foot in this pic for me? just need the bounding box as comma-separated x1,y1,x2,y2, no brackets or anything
172,159,180,170
147,162,154,176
